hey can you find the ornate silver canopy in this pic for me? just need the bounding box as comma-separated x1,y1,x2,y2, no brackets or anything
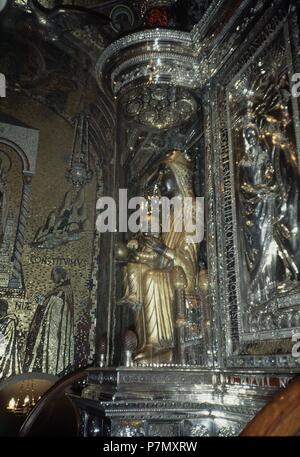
95,28,200,128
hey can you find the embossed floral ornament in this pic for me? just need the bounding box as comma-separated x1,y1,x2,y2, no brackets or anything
122,85,197,130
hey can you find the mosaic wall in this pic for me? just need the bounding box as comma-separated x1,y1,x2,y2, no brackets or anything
0,92,104,380
205,0,300,368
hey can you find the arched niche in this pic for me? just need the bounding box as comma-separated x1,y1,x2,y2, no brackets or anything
0,122,39,296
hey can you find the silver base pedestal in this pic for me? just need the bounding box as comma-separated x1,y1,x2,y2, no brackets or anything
69,366,296,437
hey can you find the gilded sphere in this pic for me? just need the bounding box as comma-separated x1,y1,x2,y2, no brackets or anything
115,242,129,260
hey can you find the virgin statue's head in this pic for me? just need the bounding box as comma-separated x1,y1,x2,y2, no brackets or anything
145,149,194,199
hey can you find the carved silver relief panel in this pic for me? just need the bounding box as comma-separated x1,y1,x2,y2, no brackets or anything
207,2,300,368
228,29,300,337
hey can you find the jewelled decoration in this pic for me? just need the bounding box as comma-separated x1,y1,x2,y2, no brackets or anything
145,6,170,27
189,424,210,437
121,85,197,130
217,426,239,437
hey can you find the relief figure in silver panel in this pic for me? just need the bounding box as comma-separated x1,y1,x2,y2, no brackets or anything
239,118,300,306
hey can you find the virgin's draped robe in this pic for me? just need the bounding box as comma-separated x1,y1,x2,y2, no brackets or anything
121,149,200,361
123,206,198,357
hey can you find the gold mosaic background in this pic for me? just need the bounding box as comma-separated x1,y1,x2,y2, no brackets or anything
0,92,101,378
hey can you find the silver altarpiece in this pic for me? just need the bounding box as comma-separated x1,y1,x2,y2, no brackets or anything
69,0,300,437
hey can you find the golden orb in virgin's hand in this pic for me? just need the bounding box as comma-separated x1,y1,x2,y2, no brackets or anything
115,242,129,260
